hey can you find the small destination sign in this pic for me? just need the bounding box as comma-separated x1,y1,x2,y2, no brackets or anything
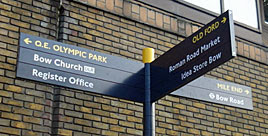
172,76,253,110
151,10,236,102
17,33,145,102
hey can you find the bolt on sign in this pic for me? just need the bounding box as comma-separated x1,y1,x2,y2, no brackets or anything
17,33,145,102
151,10,236,102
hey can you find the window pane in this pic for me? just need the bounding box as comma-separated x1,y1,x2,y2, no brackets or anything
224,0,258,28
264,0,268,22
183,0,221,14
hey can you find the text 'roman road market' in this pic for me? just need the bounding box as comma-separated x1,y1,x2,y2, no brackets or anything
169,36,221,77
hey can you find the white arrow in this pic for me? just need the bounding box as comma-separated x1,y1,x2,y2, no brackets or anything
24,38,32,44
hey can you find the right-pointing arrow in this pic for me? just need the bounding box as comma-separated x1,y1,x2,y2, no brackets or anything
221,17,227,24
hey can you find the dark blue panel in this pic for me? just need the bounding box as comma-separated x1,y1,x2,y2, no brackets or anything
19,33,144,74
17,33,146,103
151,11,236,102
18,47,144,89
172,76,253,110
17,62,144,102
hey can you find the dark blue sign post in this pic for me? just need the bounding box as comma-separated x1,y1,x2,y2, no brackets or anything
17,10,237,136
142,48,155,136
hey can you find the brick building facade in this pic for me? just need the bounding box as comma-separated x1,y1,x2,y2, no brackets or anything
0,0,267,135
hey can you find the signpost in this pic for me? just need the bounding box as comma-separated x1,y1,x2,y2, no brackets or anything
172,76,253,110
17,33,145,102
17,10,242,136
151,10,236,102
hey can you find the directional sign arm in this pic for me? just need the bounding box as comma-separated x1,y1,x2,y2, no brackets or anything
150,10,236,102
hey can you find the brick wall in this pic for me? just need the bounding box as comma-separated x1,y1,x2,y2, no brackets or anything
0,0,58,135
0,0,267,136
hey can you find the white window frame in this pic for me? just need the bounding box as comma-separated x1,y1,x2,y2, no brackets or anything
182,0,261,30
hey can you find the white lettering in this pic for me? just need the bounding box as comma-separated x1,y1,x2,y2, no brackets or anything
33,54,52,64
200,36,220,53
186,49,200,62
216,94,229,102
181,69,192,80
230,97,244,105
32,68,66,82
193,61,208,73
54,59,95,74
169,59,186,73
54,59,83,71
32,69,38,76
69,77,94,88
209,52,222,64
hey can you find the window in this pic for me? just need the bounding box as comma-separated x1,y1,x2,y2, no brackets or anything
183,0,259,29
183,0,221,14
264,0,268,22
224,0,258,28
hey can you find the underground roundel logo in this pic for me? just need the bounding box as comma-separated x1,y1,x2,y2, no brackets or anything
209,93,215,99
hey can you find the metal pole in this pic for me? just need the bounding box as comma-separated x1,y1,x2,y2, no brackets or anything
142,48,155,136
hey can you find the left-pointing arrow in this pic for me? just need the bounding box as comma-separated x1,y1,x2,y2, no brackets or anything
24,38,32,44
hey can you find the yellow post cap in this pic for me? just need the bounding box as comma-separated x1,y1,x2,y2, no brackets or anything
142,48,154,63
